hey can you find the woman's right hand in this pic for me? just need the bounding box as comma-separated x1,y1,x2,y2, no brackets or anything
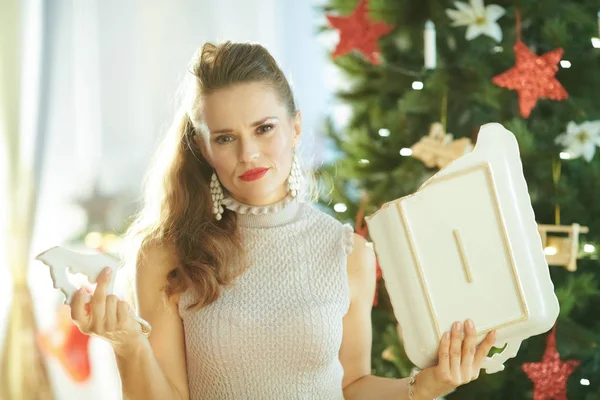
411,320,497,399
70,266,145,354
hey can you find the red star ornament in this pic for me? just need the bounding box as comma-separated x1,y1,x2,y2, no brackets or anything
492,40,568,118
522,325,580,400
326,0,394,64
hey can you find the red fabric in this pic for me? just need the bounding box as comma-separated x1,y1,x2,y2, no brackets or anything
38,304,92,383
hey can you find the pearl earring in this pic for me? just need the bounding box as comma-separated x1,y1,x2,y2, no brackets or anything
210,171,224,220
288,149,302,198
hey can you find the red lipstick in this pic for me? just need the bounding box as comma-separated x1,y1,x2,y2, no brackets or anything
239,168,269,182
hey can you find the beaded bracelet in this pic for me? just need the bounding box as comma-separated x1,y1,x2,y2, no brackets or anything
408,368,420,400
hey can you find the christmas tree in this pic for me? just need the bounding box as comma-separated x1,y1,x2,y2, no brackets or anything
317,0,600,398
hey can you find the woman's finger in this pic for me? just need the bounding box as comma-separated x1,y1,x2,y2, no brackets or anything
104,294,119,332
70,288,90,332
91,267,112,323
437,331,452,378
449,321,463,381
461,319,478,377
116,300,130,328
473,330,497,369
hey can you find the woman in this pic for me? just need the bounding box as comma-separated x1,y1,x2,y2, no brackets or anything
69,41,496,400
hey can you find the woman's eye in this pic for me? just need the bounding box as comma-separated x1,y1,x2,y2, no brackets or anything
215,136,233,144
258,124,274,134
215,125,274,144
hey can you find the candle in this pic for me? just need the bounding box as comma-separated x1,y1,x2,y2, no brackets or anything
424,20,436,69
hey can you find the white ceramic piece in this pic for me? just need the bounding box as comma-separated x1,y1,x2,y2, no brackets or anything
35,245,152,337
366,122,559,374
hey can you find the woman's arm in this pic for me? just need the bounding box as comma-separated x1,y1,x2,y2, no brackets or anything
117,242,190,400
339,233,419,399
339,233,496,400
70,242,189,400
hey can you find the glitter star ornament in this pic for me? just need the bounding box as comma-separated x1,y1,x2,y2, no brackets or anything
522,326,580,400
492,41,568,118
326,0,394,64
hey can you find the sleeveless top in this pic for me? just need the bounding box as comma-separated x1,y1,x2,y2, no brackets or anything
178,193,355,400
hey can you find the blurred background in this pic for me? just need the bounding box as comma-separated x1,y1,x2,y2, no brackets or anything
1,0,599,399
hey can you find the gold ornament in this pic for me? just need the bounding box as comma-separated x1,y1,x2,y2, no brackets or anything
411,122,472,169
538,223,589,271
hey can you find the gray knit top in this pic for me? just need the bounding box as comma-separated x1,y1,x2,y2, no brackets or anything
179,194,354,399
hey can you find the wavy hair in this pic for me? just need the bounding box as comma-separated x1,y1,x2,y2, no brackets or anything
124,41,311,309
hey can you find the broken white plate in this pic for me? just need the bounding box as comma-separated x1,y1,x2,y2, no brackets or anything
366,122,559,374
36,246,152,337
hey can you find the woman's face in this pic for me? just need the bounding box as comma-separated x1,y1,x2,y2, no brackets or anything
197,82,301,206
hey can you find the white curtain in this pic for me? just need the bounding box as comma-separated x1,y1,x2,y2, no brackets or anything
0,0,53,398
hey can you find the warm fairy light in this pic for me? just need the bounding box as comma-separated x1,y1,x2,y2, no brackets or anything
412,81,424,90
378,128,390,137
583,244,595,253
333,203,347,213
544,246,557,256
400,148,413,156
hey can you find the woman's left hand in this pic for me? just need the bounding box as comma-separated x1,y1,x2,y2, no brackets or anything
414,319,496,399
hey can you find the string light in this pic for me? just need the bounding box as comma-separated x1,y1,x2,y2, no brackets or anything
580,378,590,386
544,246,557,256
583,244,595,253
378,128,390,137
412,81,424,90
559,152,571,160
333,203,347,213
559,60,571,68
492,46,503,53
400,148,413,156
359,159,370,165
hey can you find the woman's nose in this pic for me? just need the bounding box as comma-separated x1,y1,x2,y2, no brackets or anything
238,138,260,163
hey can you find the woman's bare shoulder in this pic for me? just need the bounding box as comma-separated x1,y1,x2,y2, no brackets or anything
136,240,180,304
138,240,178,271
346,233,376,301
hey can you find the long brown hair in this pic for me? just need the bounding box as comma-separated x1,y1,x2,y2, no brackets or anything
124,41,298,309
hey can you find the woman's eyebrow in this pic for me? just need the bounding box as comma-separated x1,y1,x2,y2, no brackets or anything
210,117,279,135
